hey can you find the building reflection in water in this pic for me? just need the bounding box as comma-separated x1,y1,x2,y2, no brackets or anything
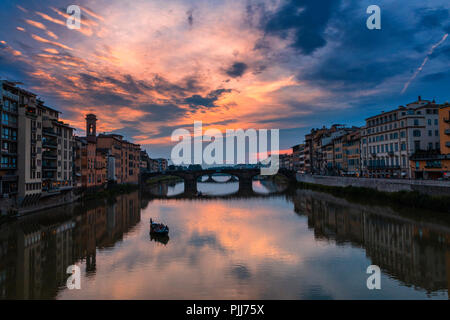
0,191,140,299
292,189,450,296
0,186,449,299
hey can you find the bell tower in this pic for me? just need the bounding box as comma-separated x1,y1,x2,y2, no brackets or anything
86,114,97,142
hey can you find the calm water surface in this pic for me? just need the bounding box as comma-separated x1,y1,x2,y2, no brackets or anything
0,179,449,299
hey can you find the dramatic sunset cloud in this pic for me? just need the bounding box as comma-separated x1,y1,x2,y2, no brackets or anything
0,0,449,158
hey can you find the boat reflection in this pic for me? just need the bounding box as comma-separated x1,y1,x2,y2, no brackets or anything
150,233,170,245
0,185,448,299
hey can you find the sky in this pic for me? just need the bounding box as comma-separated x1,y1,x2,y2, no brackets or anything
0,0,449,159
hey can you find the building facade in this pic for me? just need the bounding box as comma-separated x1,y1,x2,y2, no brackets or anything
440,104,450,154
410,103,450,179
279,154,293,170
292,144,305,173
0,81,74,204
304,125,349,174
40,103,74,194
76,114,141,187
149,158,168,173
140,150,151,172
342,130,361,176
361,97,440,178
0,81,19,198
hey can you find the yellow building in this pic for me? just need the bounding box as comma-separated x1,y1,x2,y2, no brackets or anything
410,103,450,179
440,104,450,154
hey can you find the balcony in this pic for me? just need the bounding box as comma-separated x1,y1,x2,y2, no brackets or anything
25,108,38,118
1,164,17,170
42,172,56,179
3,91,19,101
1,148,17,155
367,165,401,170
444,117,450,124
42,164,57,171
42,139,57,149
0,174,18,182
42,128,58,137
42,151,57,159
1,135,17,142
2,120,18,128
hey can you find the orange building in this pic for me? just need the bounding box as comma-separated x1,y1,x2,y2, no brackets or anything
440,104,450,154
96,134,140,184
410,103,450,179
74,136,107,188
75,114,139,188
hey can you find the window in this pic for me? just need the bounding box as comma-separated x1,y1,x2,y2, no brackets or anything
426,160,441,168
413,130,421,137
2,113,9,125
414,141,420,151
414,119,419,126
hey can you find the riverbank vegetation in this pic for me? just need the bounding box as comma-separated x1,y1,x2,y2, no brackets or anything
296,181,450,221
146,175,183,185
82,183,140,201
268,174,290,184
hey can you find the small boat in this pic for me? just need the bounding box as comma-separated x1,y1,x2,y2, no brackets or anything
150,218,169,235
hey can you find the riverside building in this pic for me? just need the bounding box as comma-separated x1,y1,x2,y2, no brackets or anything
361,97,440,178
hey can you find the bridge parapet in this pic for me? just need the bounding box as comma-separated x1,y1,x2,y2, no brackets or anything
141,168,297,194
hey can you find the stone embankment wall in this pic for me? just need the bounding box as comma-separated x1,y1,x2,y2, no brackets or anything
296,175,450,197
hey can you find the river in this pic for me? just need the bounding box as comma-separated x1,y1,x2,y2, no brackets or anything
0,177,448,299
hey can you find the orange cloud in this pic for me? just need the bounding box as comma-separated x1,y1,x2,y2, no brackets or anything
31,34,72,50
35,11,66,26
25,19,47,30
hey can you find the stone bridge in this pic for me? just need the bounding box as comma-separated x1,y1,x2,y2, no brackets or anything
141,168,297,196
